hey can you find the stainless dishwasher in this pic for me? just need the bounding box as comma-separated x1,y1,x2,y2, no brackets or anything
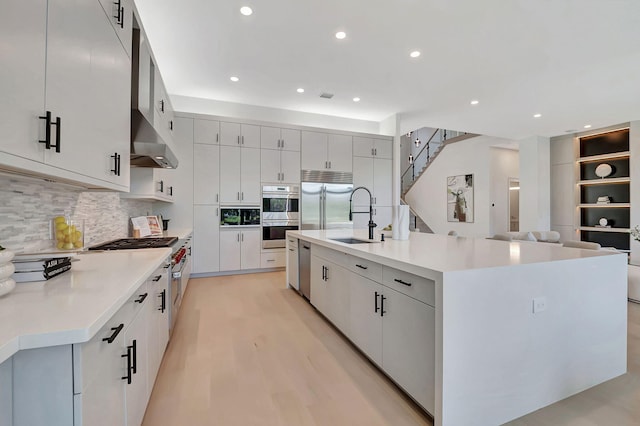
299,243,311,300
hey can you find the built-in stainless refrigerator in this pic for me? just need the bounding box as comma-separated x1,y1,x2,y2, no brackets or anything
301,170,353,230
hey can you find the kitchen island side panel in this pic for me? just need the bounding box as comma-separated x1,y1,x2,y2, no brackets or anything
438,254,627,426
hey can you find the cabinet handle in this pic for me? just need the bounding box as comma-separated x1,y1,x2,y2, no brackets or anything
102,323,124,344
394,278,412,287
321,265,325,281
374,148,377,156
328,161,331,169
169,186,173,196
113,0,121,22
51,116,61,153
355,264,368,270
241,192,244,200
266,259,275,262
289,248,294,251
281,172,284,181
371,148,374,156
242,135,245,145
152,275,162,282
160,99,165,113
216,208,219,216
241,233,244,242
131,339,137,374
380,295,386,317
39,111,51,149
159,289,166,313
237,233,240,242
216,133,219,143
110,153,119,175
374,291,379,313
237,192,240,200
135,293,148,303
116,152,121,176
188,246,191,256
216,193,219,202
119,6,124,28
159,180,164,193
170,120,173,131
237,135,240,145
121,346,132,384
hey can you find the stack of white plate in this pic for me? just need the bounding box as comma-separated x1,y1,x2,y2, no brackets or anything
0,248,16,297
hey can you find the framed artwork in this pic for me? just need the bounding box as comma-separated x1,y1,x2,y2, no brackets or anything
447,174,474,223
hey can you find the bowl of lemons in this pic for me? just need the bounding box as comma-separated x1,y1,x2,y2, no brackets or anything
53,216,84,250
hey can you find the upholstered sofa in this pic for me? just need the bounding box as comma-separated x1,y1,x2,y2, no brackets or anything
489,231,561,243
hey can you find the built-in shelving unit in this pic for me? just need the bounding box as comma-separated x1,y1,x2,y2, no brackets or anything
576,128,631,251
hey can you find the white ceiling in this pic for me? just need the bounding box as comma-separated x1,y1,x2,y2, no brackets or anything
135,0,640,139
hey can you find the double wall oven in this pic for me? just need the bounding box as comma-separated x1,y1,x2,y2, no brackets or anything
262,185,299,249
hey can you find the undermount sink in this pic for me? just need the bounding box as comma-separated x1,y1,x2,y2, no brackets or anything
330,237,376,244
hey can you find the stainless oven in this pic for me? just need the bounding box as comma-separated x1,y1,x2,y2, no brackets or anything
170,246,187,334
262,185,299,248
263,220,299,249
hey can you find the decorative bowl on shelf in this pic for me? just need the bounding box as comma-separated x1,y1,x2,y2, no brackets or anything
595,163,613,178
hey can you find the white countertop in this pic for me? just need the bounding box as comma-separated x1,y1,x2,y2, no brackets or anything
290,229,620,273
163,228,192,240
0,248,171,364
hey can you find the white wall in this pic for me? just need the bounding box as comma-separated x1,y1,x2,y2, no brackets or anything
171,95,381,135
489,148,519,235
549,134,576,243
519,136,551,232
404,136,497,237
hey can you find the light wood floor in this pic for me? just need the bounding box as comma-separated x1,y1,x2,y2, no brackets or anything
143,272,640,426
142,272,431,426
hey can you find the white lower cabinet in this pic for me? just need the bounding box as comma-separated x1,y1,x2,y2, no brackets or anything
124,298,150,426
287,237,299,289
193,206,220,274
0,358,11,426
260,250,286,268
309,245,435,414
349,273,383,366
147,268,170,389
381,287,435,414
219,228,261,271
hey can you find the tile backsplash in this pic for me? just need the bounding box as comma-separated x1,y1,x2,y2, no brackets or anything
0,175,151,251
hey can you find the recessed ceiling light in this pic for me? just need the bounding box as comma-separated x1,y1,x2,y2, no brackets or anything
470,100,479,105
533,113,542,118
297,88,304,93
410,50,421,58
335,31,346,40
230,76,239,82
584,124,592,129
240,6,253,16
353,97,360,102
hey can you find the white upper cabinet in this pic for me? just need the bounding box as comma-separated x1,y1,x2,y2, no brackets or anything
220,122,260,148
193,144,220,204
0,0,130,191
194,119,220,145
353,136,392,159
219,145,241,203
260,149,281,183
352,156,392,207
0,0,47,163
327,134,353,173
219,146,260,204
301,131,352,173
261,126,301,151
352,156,374,205
280,150,301,183
261,148,300,183
240,147,261,204
97,0,132,58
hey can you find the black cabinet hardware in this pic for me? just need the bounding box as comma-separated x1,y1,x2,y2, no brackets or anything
51,116,61,153
380,295,387,317
152,275,162,282
119,6,124,28
394,278,412,287
321,265,326,281
355,264,368,270
289,248,294,251
159,180,164,193
188,246,191,256
159,289,166,313
131,339,137,374
39,111,51,149
169,186,173,196
102,323,124,344
169,120,173,131
113,0,121,23
110,152,121,176
135,293,148,303
121,345,132,384
164,264,170,269
160,99,165,113
374,291,379,313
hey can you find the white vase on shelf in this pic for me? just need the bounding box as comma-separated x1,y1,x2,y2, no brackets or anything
0,248,16,297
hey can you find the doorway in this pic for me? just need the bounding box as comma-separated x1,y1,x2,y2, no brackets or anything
508,178,519,232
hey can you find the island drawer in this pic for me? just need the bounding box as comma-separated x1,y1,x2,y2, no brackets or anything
346,255,382,282
382,267,435,307
312,244,349,268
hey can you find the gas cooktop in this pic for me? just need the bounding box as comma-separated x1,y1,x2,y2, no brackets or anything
88,237,178,251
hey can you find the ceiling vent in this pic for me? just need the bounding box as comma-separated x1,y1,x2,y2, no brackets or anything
319,92,334,99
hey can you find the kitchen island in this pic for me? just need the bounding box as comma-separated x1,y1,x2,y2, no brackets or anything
287,229,628,426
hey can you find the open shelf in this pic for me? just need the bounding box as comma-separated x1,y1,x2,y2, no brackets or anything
577,151,630,163
578,203,630,208
577,177,630,186
578,226,630,233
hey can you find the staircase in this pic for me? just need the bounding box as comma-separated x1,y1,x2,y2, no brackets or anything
400,128,476,233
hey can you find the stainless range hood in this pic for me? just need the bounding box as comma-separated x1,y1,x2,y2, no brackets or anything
130,26,178,169
130,110,178,168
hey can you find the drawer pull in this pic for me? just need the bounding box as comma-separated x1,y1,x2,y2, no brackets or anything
394,278,412,287
121,346,132,384
152,275,162,282
159,289,166,313
355,264,368,270
266,259,275,262
135,293,148,303
102,323,124,344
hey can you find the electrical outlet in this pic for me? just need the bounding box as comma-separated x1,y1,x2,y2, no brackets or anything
533,297,547,314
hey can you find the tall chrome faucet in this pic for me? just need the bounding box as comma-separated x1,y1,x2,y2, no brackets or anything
349,186,376,240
